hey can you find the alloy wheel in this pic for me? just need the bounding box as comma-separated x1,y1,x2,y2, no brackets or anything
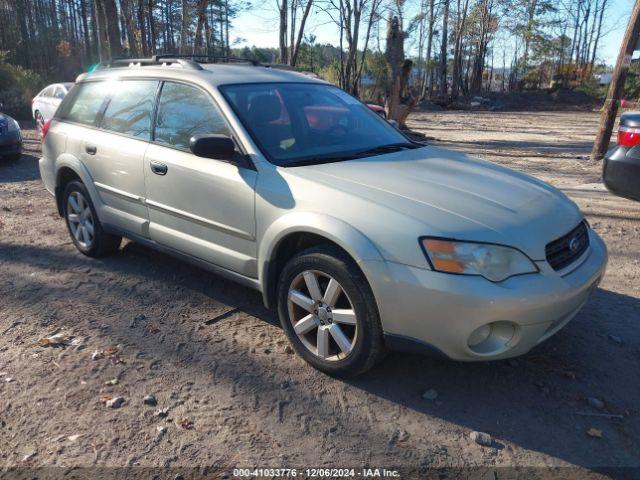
287,270,358,361
67,191,94,249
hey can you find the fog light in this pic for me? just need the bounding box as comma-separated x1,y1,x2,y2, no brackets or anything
468,324,491,346
467,321,517,355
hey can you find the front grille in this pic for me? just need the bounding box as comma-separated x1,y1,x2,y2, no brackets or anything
545,222,589,271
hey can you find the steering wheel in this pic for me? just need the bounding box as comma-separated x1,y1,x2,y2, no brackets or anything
326,124,348,138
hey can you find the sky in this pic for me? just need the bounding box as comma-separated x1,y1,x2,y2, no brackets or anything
230,0,635,66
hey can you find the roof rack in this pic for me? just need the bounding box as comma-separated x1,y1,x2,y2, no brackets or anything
95,57,204,71
94,55,295,73
152,54,261,66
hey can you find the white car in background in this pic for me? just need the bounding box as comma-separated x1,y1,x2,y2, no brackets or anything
32,83,74,129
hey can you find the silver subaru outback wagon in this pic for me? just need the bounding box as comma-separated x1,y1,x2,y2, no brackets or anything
39,57,607,376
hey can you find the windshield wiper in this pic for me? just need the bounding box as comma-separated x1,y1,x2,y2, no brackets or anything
284,142,419,167
353,142,418,158
285,154,361,167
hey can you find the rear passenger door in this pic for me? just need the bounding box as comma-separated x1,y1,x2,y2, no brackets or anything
60,80,157,237
144,81,258,277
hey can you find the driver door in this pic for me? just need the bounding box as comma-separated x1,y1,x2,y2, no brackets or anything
144,81,258,277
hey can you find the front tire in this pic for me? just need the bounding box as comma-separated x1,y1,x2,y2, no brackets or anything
277,245,385,377
62,180,121,258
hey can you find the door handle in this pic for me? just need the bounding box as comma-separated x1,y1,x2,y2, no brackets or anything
85,145,97,155
150,161,168,175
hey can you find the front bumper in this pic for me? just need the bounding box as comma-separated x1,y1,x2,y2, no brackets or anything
366,229,607,361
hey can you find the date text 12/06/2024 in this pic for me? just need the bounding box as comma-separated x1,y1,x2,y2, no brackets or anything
233,468,400,477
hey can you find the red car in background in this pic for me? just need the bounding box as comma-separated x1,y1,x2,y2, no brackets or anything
367,103,386,118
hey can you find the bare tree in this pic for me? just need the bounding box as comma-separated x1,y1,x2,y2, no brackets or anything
179,0,190,53
278,0,288,63
323,0,382,94
385,14,416,127
450,0,470,99
438,0,449,99
289,0,313,66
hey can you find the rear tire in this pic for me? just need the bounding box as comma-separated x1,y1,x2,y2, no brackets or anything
62,180,121,258
277,245,385,377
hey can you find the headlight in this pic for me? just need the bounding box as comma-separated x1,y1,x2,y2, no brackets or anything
421,238,538,282
6,118,20,133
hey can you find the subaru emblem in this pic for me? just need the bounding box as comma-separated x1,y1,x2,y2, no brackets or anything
569,237,579,252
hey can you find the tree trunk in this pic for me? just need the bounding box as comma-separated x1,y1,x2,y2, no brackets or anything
101,0,122,57
590,0,608,71
80,0,91,60
147,0,156,53
15,0,31,67
290,0,313,67
521,0,538,88
193,0,207,53
423,0,434,98
385,14,416,128
94,0,109,60
354,0,380,93
179,0,189,54
121,0,139,56
204,12,212,54
138,0,148,55
278,0,288,63
450,0,469,100
439,0,449,99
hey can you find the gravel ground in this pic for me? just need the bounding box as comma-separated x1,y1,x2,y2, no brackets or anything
1,112,639,478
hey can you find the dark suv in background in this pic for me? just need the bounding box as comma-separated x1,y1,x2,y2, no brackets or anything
603,111,640,202
0,103,23,161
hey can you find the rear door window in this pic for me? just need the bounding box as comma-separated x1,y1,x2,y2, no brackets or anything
100,80,158,139
41,86,55,98
154,82,230,149
53,86,66,100
57,82,110,126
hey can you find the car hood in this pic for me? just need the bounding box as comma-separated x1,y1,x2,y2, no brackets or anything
282,145,583,260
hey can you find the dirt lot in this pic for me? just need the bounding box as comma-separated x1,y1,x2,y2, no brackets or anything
1,111,639,478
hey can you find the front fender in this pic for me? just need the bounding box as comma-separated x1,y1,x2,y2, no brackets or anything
258,211,390,308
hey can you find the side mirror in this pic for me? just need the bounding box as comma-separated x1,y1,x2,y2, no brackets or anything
190,134,236,161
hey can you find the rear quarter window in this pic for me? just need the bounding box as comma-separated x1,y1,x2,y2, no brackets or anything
56,82,110,126
40,86,54,97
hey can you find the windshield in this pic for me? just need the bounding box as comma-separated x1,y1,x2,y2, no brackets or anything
220,83,413,167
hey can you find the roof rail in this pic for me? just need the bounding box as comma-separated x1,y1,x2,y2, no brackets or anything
94,55,295,73
152,54,261,66
95,57,204,71
262,63,295,71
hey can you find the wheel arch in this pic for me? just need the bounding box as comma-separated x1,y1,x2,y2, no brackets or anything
53,157,99,217
258,212,388,309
